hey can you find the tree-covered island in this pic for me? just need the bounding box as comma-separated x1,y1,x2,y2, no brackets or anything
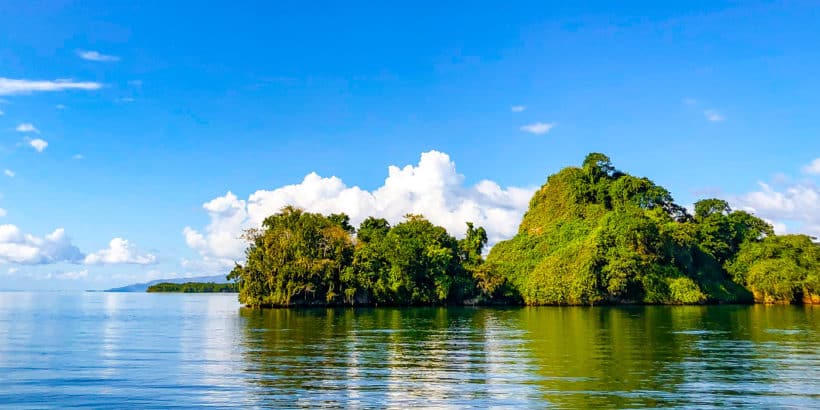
147,282,238,293
228,153,819,307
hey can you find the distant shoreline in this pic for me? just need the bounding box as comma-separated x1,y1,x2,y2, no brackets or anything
146,282,237,293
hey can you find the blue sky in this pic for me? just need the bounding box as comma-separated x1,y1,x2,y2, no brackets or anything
1,1,819,290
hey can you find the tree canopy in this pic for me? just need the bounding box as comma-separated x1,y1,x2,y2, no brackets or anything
485,153,819,305
228,153,820,307
228,208,490,307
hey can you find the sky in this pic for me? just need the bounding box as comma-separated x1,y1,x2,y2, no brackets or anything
1,0,819,290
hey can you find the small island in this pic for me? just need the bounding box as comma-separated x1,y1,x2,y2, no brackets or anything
227,153,819,307
146,282,238,293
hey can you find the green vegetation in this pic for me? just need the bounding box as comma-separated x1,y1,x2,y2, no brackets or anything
486,153,818,305
727,234,820,303
147,282,238,293
228,153,820,307
227,207,489,307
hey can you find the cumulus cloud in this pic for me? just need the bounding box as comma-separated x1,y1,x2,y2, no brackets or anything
4,169,13,178
16,123,38,133
704,110,725,122
72,154,84,160
0,78,102,95
802,158,820,175
0,109,4,116
731,181,820,239
28,138,48,152
511,105,526,112
77,50,120,62
0,225,83,264
520,122,556,135
183,150,535,270
83,238,157,265
0,209,6,217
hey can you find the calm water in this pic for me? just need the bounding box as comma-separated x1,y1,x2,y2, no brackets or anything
0,292,818,408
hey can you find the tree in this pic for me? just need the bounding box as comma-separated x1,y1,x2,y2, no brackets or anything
232,206,355,307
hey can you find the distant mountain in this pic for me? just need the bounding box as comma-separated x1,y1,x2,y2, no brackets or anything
105,275,230,292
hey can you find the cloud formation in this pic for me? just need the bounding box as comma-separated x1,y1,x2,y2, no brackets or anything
802,158,820,175
16,123,38,133
77,50,120,62
520,122,556,135
0,78,102,95
0,225,83,264
28,138,48,152
184,150,535,270
52,269,89,280
511,105,526,112
704,110,725,122
4,170,13,178
732,181,820,239
83,238,157,265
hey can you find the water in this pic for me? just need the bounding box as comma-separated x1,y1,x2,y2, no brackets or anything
0,292,818,408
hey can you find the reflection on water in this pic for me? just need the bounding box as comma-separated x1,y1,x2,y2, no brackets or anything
0,292,817,408
237,306,819,408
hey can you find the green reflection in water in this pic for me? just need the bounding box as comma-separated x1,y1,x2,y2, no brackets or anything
237,306,819,408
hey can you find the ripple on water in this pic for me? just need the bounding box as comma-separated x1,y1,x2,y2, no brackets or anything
0,295,818,408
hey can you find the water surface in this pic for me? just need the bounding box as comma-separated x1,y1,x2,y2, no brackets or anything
0,292,817,408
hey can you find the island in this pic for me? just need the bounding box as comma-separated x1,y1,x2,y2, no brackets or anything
146,282,238,293
227,153,819,307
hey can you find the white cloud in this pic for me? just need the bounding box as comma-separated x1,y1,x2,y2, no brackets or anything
0,78,102,95
732,181,820,239
704,110,725,122
7,267,17,274
183,150,535,270
84,238,157,265
0,109,4,116
683,98,697,106
16,123,38,133
520,122,556,135
77,50,120,62
73,154,84,160
4,169,13,178
55,104,67,110
0,209,6,217
511,105,526,112
802,158,820,175
28,138,48,152
0,225,83,264
54,269,89,280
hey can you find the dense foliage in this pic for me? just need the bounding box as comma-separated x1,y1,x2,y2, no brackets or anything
228,207,489,307
147,282,238,293
229,153,819,307
727,234,820,303
486,153,819,305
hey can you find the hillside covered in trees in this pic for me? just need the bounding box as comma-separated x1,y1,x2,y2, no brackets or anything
228,153,819,307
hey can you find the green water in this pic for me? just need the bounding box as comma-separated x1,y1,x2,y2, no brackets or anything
0,292,817,408
239,304,819,408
